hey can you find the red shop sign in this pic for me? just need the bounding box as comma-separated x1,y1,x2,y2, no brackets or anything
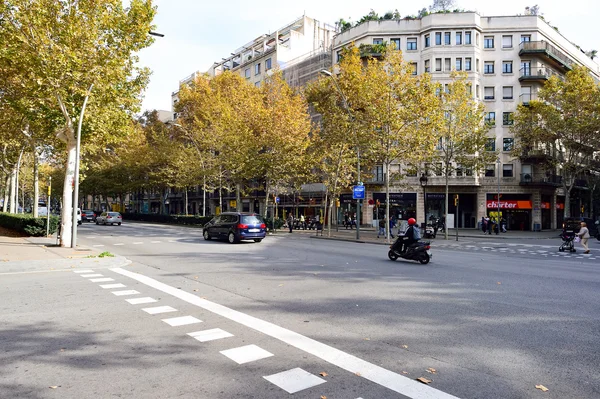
486,200,532,209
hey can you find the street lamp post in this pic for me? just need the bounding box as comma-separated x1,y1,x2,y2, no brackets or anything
420,173,428,227
320,69,360,240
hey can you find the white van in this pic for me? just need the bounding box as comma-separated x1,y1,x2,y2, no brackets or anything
38,202,48,217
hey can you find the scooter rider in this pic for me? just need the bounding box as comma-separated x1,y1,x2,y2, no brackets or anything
399,218,419,253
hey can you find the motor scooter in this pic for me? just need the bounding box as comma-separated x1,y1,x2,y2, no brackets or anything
424,223,437,239
388,238,432,264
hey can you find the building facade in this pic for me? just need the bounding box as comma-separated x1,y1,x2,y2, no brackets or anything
332,12,600,231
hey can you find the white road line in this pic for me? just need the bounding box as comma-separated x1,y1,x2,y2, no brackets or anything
111,267,461,399
72,269,95,273
168,240,177,243
220,344,273,364
187,328,233,342
126,297,157,305
93,245,105,247
161,315,202,327
114,243,124,246
112,290,140,296
133,242,143,245
150,241,162,243
90,278,114,282
81,274,103,278
100,283,126,289
141,305,177,315
263,368,326,394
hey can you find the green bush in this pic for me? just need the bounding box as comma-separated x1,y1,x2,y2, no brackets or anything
264,217,284,231
0,213,59,236
122,213,213,226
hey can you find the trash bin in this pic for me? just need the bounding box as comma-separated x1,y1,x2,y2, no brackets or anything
533,223,541,232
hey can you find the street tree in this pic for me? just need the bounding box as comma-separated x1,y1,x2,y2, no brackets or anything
432,72,493,239
0,0,156,246
511,66,600,218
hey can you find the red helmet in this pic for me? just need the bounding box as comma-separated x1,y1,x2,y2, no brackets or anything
408,218,417,226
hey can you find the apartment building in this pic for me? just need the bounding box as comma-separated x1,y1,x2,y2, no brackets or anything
332,12,600,231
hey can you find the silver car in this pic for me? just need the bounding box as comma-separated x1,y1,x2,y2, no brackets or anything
96,211,122,226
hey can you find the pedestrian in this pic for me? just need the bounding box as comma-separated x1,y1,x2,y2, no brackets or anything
389,216,395,239
378,218,385,238
287,213,293,233
577,221,591,254
300,214,305,230
482,216,487,234
500,217,507,233
488,218,493,235
344,213,349,229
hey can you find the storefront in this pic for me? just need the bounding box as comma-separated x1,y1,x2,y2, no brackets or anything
556,196,565,227
486,194,532,231
339,193,359,224
372,192,416,221
425,193,477,228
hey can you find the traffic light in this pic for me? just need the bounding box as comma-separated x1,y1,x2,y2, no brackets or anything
335,200,340,207
376,199,380,207
454,194,459,206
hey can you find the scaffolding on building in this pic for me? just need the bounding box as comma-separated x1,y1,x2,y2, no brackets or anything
282,49,332,88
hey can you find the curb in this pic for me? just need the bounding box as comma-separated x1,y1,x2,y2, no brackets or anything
0,256,131,275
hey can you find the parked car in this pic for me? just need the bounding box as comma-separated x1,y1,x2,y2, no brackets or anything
562,217,600,239
37,201,48,217
80,209,95,222
92,210,103,222
96,211,122,226
203,212,266,243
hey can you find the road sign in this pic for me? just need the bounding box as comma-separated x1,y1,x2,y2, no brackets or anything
352,185,365,200
275,197,280,204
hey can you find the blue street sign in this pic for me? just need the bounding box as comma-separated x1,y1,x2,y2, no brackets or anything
275,197,280,203
352,185,365,200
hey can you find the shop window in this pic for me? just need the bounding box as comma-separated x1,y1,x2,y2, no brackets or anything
485,165,495,177
503,164,514,177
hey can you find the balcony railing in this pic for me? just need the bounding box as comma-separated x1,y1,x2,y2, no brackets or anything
519,41,575,70
519,66,563,81
520,173,562,186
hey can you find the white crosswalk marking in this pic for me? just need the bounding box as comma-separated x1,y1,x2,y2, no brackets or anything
126,297,157,305
112,290,140,296
161,315,202,327
220,344,273,364
263,368,326,394
72,269,94,273
100,283,126,289
142,306,177,315
81,274,103,277
90,278,114,282
187,328,233,342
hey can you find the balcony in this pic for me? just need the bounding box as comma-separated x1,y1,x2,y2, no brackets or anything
519,66,563,82
519,93,538,105
519,41,575,71
358,43,386,58
520,173,562,187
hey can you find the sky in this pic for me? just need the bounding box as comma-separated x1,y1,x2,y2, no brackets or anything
137,0,599,113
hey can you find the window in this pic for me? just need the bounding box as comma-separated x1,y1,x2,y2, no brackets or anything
502,86,513,100
255,81,260,87
407,38,417,50
503,164,514,177
465,31,472,44
485,138,496,151
485,111,496,125
411,62,418,75
445,58,451,71
435,58,442,71
424,59,430,73
503,112,514,125
336,51,342,62
244,68,251,78
476,58,480,72
467,84,472,96
456,32,462,45
502,60,513,73
444,32,451,45
444,84,449,93
373,38,383,45
456,58,462,71
485,165,496,177
484,61,495,74
465,57,472,71
476,84,480,98
456,166,463,176
521,61,531,76
521,35,531,43
425,34,430,48
484,86,495,100
484,36,494,48
265,58,272,71
435,32,442,45
391,38,401,50
502,35,513,48
255,63,261,75
503,138,514,151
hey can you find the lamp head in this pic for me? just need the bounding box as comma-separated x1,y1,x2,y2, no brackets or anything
320,70,333,77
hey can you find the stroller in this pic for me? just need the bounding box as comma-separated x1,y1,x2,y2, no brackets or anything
558,229,577,252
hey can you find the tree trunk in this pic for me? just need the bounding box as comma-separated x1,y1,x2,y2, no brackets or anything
9,165,17,213
33,150,39,218
15,149,23,213
564,185,572,218
60,142,77,247
263,180,270,219
2,174,9,212
385,163,391,243
236,183,241,212
445,170,449,240
185,188,189,216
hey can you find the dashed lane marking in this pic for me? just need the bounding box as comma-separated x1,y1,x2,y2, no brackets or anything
126,297,157,305
161,315,202,327
89,278,114,283
187,328,233,342
72,269,95,273
100,283,126,289
114,243,124,246
141,305,177,315
263,368,326,394
150,241,162,243
112,290,140,296
81,274,103,278
93,245,105,247
111,267,461,399
220,344,274,365
133,242,143,245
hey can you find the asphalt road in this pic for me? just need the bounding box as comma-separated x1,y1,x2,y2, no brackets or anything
1,221,599,399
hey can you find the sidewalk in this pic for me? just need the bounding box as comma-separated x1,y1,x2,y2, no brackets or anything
0,234,129,274
286,225,560,245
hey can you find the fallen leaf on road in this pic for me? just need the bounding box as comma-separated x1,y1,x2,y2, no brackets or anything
535,385,549,392
426,367,436,374
402,345,408,349
49,386,59,389
364,338,370,340
355,372,362,376
194,276,198,279
193,289,199,292
321,396,327,399
319,372,328,377
60,348,65,352
402,371,409,374
497,282,502,285
416,377,432,384
278,284,284,286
